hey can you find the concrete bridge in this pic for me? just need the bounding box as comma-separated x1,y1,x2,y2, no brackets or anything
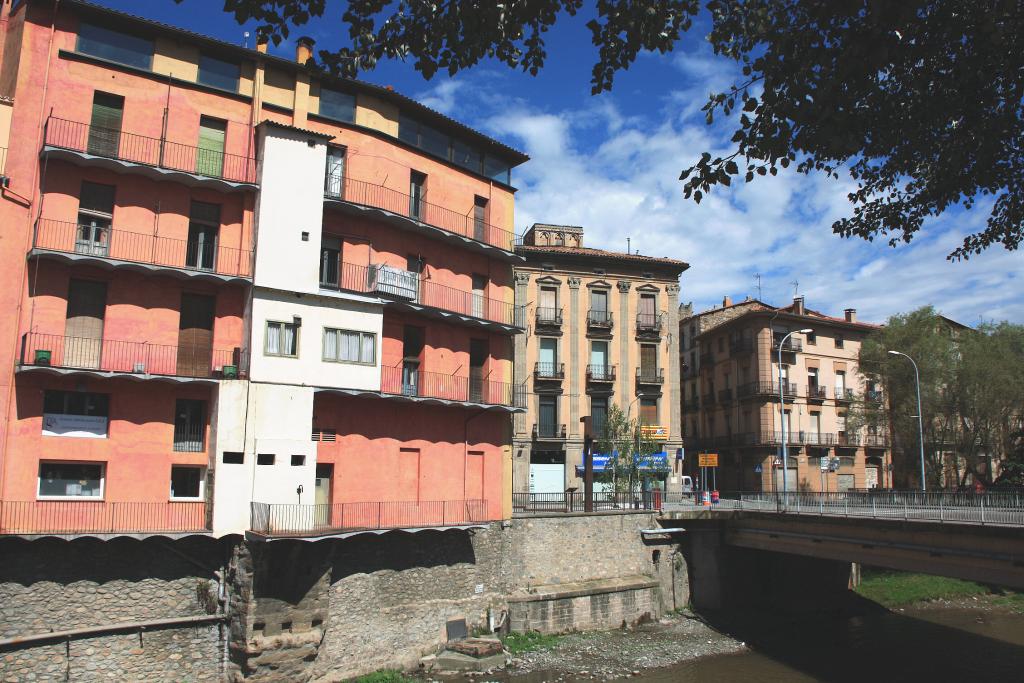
657,491,1024,610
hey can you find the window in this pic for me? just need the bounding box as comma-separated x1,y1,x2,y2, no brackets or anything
409,171,426,219
538,395,558,434
170,466,204,499
173,399,206,452
77,23,153,70
538,337,558,375
835,334,845,349
290,455,306,467
187,200,221,271
257,453,275,466
76,181,115,257
640,343,658,375
319,87,355,122
42,390,109,438
196,116,227,177
323,328,375,364
198,54,240,92
484,155,511,185
640,398,658,425
223,451,244,464
591,396,608,437
473,196,488,240
38,462,104,498
454,139,482,173
266,321,299,357
320,236,341,288
88,91,124,157
399,111,512,184
807,331,817,345
324,147,346,199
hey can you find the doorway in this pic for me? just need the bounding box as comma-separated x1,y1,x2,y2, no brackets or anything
177,293,215,377
64,279,107,369
469,338,488,402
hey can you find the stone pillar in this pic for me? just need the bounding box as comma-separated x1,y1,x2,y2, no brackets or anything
666,283,682,446
568,277,581,438
514,271,531,438
617,280,632,411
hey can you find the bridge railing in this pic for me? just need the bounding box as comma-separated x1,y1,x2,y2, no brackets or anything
734,490,1024,526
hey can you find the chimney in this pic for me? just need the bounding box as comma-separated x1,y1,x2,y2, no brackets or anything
845,308,857,323
296,36,315,64
255,36,269,54
722,296,732,308
793,296,805,316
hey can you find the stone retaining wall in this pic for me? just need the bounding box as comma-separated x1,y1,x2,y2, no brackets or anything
508,576,660,633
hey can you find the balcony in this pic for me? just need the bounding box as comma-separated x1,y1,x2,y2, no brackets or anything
43,117,257,188
866,390,884,404
249,499,489,539
533,423,567,440
636,367,664,385
737,380,798,399
718,388,733,403
586,364,616,383
0,501,208,537
636,313,663,335
835,387,856,402
18,332,242,382
380,366,526,408
324,176,517,257
320,261,525,331
772,336,803,353
835,432,862,448
534,362,565,380
535,307,563,328
31,218,253,282
587,309,614,331
864,434,889,448
807,384,828,401
729,338,754,356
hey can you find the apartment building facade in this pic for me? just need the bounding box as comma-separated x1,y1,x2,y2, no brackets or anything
513,224,688,496
0,0,527,537
681,296,891,492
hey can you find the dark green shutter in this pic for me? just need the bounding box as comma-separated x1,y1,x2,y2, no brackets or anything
197,116,226,178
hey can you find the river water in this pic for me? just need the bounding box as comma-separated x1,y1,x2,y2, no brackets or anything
500,605,1024,682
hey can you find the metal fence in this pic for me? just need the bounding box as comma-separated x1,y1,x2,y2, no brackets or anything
380,365,526,408
45,117,257,184
0,501,208,535
21,332,242,379
249,499,489,537
325,176,515,252
33,218,253,278
735,490,1024,526
512,491,659,514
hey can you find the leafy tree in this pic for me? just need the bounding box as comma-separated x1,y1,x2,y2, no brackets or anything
593,404,662,496
201,0,1024,260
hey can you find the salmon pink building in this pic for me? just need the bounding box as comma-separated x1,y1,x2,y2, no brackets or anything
0,0,527,538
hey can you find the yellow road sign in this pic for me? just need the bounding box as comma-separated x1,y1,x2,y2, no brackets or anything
698,453,719,467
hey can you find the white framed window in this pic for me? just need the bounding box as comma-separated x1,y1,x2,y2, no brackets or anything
323,328,376,364
265,321,299,357
170,465,205,500
38,461,105,499
42,390,109,438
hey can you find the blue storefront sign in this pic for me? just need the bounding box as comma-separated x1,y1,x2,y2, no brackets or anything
575,451,669,475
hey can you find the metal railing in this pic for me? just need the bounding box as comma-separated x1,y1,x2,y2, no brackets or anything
380,365,525,407
636,313,663,333
20,332,242,379
587,309,614,328
533,423,567,439
173,425,205,453
863,433,889,447
320,261,524,327
44,117,257,184
835,387,856,401
737,380,798,398
250,499,489,537
636,367,664,384
512,491,658,513
534,362,565,380
535,307,563,326
324,176,516,252
806,384,828,400
735,491,1024,527
773,336,803,352
0,501,208,535
33,218,253,278
586,364,616,382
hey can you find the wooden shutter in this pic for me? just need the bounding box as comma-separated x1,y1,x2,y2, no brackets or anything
177,293,215,377
197,116,226,177
640,344,657,373
88,92,123,156
65,280,107,368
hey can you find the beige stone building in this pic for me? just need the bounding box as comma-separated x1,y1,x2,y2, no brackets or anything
680,296,892,492
513,224,689,495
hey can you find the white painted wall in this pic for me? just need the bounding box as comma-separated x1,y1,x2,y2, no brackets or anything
248,287,383,390
253,124,328,295
210,380,254,534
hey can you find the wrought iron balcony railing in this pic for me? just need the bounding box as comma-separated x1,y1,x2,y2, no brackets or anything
587,309,614,329
636,367,664,384
380,365,525,408
835,387,856,401
33,218,253,278
250,499,489,537
20,332,243,379
535,307,563,326
586,364,616,382
636,313,663,333
772,336,803,353
737,380,798,399
0,501,208,535
324,176,516,252
534,362,565,380
533,423,567,439
807,384,828,400
44,117,257,184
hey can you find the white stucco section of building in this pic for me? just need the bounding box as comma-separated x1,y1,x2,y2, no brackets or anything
248,287,384,390
253,122,328,295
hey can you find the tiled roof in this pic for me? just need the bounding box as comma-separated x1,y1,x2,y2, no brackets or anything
515,244,689,270
777,303,882,329
258,120,335,139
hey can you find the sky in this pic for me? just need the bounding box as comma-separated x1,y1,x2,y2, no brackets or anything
94,0,1024,326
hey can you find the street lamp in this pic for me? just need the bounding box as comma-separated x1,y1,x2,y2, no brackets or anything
888,350,927,491
779,328,813,504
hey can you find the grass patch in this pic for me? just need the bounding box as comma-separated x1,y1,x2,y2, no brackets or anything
856,570,991,608
350,670,416,683
501,631,565,654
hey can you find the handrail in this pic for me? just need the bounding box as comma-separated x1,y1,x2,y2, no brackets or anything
33,218,253,278
586,364,616,382
44,116,257,184
325,176,515,252
535,307,563,325
637,367,665,383
250,499,489,536
534,362,565,379
380,365,524,407
0,500,208,535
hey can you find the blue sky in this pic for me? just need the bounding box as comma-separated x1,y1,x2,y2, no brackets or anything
96,0,1024,325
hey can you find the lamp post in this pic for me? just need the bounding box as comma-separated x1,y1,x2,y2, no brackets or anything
779,328,813,505
888,350,926,491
